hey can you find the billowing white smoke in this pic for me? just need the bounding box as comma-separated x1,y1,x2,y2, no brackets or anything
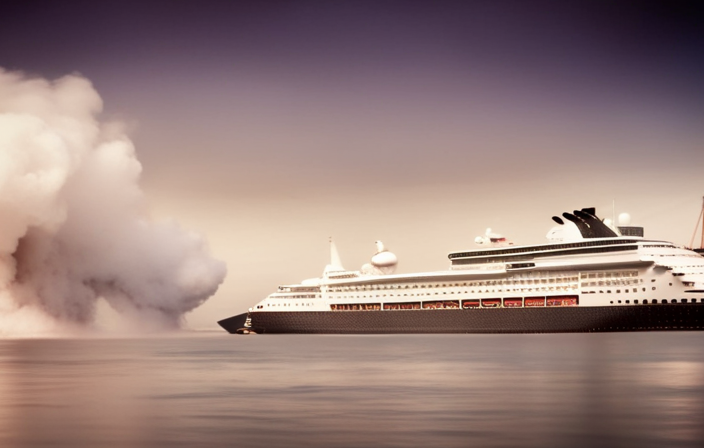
0,69,226,335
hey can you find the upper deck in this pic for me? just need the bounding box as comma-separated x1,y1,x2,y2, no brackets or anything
448,238,655,266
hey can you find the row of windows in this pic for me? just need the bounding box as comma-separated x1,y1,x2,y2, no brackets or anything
328,271,646,295
583,271,638,279
327,285,579,300
582,279,640,287
449,239,639,259
327,276,580,293
583,287,656,294
331,303,381,311
451,245,639,265
269,294,319,299
463,296,578,308
611,298,704,305
327,272,359,279
277,286,320,292
328,296,579,311
266,302,315,307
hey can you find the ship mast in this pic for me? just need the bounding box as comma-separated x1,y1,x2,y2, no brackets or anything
689,196,704,249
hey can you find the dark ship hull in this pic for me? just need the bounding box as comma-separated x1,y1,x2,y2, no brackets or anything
218,304,704,334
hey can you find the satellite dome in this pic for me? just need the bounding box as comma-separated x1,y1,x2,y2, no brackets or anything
363,241,398,274
372,251,398,268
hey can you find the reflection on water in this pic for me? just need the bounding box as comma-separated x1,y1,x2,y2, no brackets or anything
1,333,704,448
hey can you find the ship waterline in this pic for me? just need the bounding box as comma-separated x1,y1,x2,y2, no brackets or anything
219,207,704,334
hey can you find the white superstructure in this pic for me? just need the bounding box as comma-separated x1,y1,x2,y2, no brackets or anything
249,208,704,314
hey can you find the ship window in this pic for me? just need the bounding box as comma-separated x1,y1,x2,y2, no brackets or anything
652,287,656,290
618,300,622,304
634,300,639,304
662,299,667,304
671,299,677,303
625,300,629,304
681,299,687,303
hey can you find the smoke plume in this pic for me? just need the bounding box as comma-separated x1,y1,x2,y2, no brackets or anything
0,69,226,335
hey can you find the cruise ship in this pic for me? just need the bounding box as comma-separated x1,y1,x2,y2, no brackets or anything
218,207,704,334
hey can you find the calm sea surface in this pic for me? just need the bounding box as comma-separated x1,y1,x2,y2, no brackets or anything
1,332,704,448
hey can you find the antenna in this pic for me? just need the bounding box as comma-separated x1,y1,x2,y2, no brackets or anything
689,196,704,249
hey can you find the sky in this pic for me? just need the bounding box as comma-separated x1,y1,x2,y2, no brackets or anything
1,0,704,329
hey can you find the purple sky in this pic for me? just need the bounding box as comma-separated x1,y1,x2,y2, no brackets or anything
2,1,704,327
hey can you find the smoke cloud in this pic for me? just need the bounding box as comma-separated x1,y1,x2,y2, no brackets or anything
0,69,226,335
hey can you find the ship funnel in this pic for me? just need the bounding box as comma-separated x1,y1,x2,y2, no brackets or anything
551,207,618,241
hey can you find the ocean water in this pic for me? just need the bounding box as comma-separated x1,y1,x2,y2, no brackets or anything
1,332,703,448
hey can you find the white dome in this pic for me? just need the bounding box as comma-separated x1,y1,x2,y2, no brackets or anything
363,241,398,274
372,251,398,268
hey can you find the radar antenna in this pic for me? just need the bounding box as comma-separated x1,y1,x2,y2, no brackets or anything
689,196,704,250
